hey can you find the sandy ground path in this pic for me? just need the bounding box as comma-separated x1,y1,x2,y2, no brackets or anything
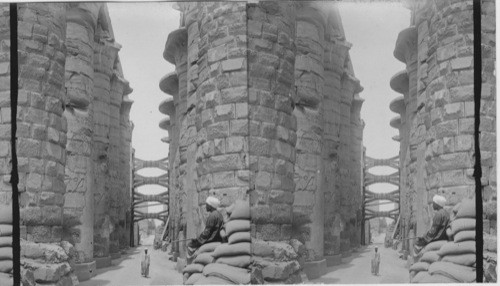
310,233,410,284
79,235,183,286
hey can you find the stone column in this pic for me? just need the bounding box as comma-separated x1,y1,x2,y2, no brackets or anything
247,2,302,283
17,3,78,285
62,3,100,281
292,2,326,279
338,71,360,254
0,5,12,285
415,1,475,231
163,22,187,262
92,34,120,268
350,94,364,249
322,8,352,263
120,92,133,249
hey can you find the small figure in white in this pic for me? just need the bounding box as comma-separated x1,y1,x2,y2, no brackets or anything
141,248,150,278
371,247,380,276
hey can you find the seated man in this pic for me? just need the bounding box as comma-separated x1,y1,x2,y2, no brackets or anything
187,196,224,260
414,195,450,254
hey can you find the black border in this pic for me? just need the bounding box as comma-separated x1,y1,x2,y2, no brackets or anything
9,3,20,286
473,0,483,282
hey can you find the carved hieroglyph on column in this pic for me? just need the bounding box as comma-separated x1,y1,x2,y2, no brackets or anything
63,3,101,281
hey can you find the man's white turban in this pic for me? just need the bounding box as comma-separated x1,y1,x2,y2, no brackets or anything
206,196,220,209
432,195,446,207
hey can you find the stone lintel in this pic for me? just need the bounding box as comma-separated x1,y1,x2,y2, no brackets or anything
389,95,405,114
303,259,327,280
163,28,188,64
159,96,175,116
390,70,409,94
394,26,417,63
159,116,171,131
74,260,96,282
159,72,179,96
390,115,402,129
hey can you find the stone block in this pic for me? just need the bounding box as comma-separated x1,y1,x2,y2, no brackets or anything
230,119,248,136
94,256,111,269
451,56,473,70
226,136,245,153
251,205,271,224
27,260,71,283
325,254,342,266
221,86,247,104
484,234,497,252
221,58,244,72
303,259,327,280
73,260,96,282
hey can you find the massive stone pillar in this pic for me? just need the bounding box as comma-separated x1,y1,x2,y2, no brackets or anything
292,2,326,278
17,3,78,285
120,92,133,249
109,71,129,255
162,21,187,261
322,7,352,264
338,71,361,254
0,4,12,285
247,2,302,283
62,3,100,281
350,94,364,249
93,23,120,268
415,1,475,229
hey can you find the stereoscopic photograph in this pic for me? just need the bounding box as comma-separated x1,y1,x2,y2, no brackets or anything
0,0,496,285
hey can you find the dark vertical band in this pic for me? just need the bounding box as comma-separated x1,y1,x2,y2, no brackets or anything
9,3,19,286
473,0,483,282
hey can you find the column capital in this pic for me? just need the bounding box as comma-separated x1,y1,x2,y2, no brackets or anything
159,96,175,116
159,72,179,97
390,70,409,95
389,96,405,115
163,28,188,65
394,26,417,64
159,116,171,131
390,115,401,129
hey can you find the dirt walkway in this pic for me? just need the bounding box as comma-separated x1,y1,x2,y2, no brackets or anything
310,234,410,284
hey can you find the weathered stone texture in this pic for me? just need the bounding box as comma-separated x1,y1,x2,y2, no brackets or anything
163,2,364,283
393,0,496,260
15,3,132,284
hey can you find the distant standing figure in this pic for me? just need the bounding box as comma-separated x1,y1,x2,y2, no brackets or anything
371,247,380,276
141,249,150,278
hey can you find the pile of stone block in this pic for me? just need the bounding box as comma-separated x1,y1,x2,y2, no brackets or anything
410,199,476,283
183,200,251,284
0,206,12,286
